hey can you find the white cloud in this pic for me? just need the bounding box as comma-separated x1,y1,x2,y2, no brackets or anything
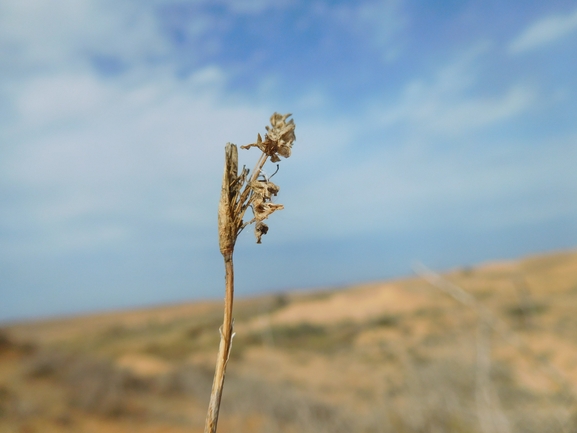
297,0,406,62
0,0,170,73
353,0,406,57
0,0,275,257
16,73,113,127
1,73,272,255
219,0,292,14
0,21,548,257
375,44,536,137
379,82,535,136
188,66,227,89
277,45,571,242
285,133,577,241
509,7,577,53
426,84,535,135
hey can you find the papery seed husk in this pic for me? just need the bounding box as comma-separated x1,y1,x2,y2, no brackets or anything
218,143,239,255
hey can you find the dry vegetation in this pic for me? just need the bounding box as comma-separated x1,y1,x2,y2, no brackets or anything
1,249,577,433
207,112,296,432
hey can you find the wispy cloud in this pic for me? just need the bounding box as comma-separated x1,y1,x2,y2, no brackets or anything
286,131,577,241
312,0,407,61
509,6,577,53
0,1,170,74
375,44,536,136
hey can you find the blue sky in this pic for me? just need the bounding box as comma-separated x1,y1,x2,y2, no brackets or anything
1,0,576,322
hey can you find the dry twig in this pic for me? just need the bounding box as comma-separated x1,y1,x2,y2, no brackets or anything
204,113,296,433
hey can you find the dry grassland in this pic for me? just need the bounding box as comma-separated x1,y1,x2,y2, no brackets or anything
1,249,577,432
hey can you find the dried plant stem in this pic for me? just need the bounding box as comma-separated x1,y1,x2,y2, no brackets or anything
235,153,268,222
205,156,268,431
203,113,296,433
204,252,234,433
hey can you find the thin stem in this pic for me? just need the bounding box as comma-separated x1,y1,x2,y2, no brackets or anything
235,152,269,219
204,252,235,433
250,152,269,183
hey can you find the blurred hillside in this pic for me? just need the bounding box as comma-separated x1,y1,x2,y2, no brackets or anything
1,249,577,433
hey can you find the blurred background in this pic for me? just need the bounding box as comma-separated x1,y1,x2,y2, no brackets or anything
1,0,576,322
2,3,577,433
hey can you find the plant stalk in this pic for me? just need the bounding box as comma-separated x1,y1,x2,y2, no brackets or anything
204,113,295,432
204,251,235,433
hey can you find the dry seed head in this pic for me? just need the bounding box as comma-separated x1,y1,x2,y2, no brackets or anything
241,113,295,163
250,178,280,200
254,221,269,244
218,113,295,250
253,199,284,223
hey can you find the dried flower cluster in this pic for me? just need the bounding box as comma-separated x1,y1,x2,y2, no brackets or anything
218,113,296,253
241,112,296,162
